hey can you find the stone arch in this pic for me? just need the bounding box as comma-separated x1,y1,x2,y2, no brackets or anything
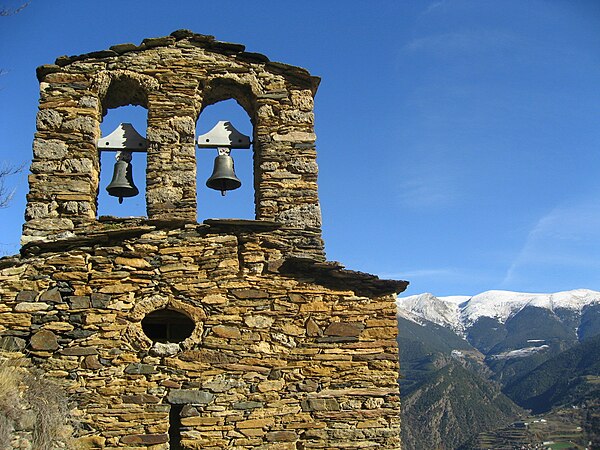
199,77,258,121
196,77,261,218
92,70,158,113
91,71,157,217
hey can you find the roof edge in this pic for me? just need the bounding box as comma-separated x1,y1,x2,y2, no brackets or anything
274,257,409,297
36,29,320,94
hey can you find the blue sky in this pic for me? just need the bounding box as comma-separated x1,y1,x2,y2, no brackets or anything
1,0,599,296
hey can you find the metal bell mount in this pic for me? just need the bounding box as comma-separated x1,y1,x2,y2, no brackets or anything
97,123,148,204
197,121,251,196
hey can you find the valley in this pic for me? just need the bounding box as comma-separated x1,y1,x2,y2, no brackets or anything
397,289,600,449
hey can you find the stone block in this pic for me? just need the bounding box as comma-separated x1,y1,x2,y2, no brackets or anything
124,363,157,375
166,389,214,405
231,289,268,299
40,288,63,303
266,431,298,442
60,346,98,356
235,418,274,429
121,434,168,445
305,317,322,336
212,325,241,339
324,321,365,337
90,293,110,308
122,394,161,404
244,315,274,329
16,291,38,302
82,355,102,370
233,401,263,410
301,398,340,412
76,436,106,449
15,302,50,313
30,329,59,351
68,296,91,309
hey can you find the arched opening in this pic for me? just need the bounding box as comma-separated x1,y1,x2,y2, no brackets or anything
98,105,147,217
141,309,195,343
196,99,255,221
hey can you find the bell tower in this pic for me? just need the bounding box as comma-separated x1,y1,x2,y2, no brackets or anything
2,31,407,449
24,30,325,261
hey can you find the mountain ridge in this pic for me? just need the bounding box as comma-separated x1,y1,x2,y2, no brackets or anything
397,288,600,449
398,288,600,333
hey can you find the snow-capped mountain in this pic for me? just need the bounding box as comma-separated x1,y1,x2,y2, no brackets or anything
398,288,600,386
398,289,600,331
396,292,468,334
396,289,600,450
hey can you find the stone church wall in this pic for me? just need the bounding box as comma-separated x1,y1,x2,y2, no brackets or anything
0,224,401,449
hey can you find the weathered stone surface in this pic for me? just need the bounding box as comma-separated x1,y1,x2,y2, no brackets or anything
68,296,91,309
59,346,97,356
122,394,160,404
212,325,241,339
233,401,263,410
81,355,102,370
244,315,274,329
90,293,110,308
324,321,365,337
40,288,62,302
301,398,341,412
15,302,50,312
121,433,168,445
76,436,106,448
30,329,59,351
124,363,157,375
16,291,37,302
232,289,268,299
266,431,298,442
167,389,214,404
306,317,322,336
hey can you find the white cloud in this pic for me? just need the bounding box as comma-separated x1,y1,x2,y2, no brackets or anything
502,197,600,288
397,171,457,209
403,30,518,55
423,1,446,15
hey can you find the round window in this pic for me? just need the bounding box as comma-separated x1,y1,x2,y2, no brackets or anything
141,309,195,343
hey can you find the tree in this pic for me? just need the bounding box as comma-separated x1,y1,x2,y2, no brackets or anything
0,2,28,208
0,163,23,209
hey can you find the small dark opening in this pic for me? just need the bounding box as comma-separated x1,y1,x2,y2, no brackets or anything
141,309,195,343
169,404,184,450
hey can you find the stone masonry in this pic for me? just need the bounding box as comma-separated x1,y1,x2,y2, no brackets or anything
0,31,407,449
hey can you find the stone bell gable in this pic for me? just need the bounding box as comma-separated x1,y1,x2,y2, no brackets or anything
0,31,408,449
26,29,323,260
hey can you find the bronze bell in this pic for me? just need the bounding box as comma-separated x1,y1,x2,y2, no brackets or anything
106,157,139,204
206,154,241,196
